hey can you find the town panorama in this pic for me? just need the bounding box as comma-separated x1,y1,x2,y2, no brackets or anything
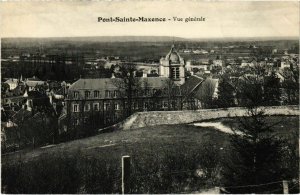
1,36,299,194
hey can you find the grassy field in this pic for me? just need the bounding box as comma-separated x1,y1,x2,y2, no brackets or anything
2,115,298,193
2,123,228,164
2,116,298,164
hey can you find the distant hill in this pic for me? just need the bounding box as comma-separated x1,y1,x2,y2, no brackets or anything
2,36,298,45
2,36,188,43
190,36,299,42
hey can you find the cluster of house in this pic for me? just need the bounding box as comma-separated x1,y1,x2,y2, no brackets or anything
1,45,298,145
1,76,70,144
58,45,217,133
185,53,298,76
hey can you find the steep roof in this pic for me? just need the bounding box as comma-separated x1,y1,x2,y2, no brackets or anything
180,76,219,101
180,75,204,98
69,77,172,91
194,78,219,101
164,45,184,64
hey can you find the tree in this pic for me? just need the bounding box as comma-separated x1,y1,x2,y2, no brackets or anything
1,83,10,94
222,86,288,193
198,78,218,109
236,76,264,107
281,69,299,105
216,75,235,108
163,79,179,111
111,63,140,117
263,72,281,106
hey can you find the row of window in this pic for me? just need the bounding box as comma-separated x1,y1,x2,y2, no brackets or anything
72,101,177,112
71,88,176,99
73,90,120,99
72,113,120,126
72,102,120,112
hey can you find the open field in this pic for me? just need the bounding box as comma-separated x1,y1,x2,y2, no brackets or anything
3,116,298,164
2,116,298,193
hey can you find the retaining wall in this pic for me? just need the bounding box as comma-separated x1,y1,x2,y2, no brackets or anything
120,106,299,130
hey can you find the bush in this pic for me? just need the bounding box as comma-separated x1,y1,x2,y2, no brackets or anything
2,154,81,193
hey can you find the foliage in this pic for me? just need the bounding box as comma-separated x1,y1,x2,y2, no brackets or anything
222,99,297,193
2,140,223,194
263,72,281,106
2,154,81,194
111,63,140,116
236,76,264,107
216,75,235,108
2,105,59,153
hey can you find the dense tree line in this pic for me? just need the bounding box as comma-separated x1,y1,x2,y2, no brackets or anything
2,54,84,81
216,69,299,109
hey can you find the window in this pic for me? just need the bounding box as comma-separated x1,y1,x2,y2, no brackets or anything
73,104,79,112
83,117,88,124
94,91,100,98
105,117,111,125
172,101,176,109
85,91,90,99
104,102,110,111
133,90,138,97
114,103,120,110
73,91,79,99
73,118,80,126
171,67,180,79
105,90,111,98
162,101,168,109
93,103,99,111
84,104,90,112
145,89,150,96
114,90,119,98
133,102,138,110
144,102,149,110
153,89,157,95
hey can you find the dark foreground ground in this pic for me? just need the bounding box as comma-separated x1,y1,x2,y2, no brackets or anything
2,116,299,193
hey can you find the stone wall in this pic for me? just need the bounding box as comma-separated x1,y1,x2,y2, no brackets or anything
120,106,299,130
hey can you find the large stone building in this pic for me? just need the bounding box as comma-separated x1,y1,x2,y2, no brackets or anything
59,46,221,136
61,77,184,135
159,45,185,85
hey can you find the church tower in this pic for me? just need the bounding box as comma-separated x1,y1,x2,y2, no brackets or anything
159,45,185,85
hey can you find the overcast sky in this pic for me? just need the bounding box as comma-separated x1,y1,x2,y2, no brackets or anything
0,1,299,38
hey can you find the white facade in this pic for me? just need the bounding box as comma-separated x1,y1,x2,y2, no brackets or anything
5,79,19,90
159,45,185,85
280,61,290,69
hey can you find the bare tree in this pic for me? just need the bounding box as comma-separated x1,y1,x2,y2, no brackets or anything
111,63,140,117
163,79,179,111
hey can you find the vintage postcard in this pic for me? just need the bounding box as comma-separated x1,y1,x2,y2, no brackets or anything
0,1,299,194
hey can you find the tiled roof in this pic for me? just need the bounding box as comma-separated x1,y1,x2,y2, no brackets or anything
180,75,204,97
180,76,218,101
67,77,177,100
69,77,172,91
194,78,219,101
25,80,45,87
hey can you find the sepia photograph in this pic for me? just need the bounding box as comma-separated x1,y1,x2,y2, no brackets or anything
0,0,299,194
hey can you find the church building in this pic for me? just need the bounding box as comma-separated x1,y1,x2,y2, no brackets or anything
159,45,185,85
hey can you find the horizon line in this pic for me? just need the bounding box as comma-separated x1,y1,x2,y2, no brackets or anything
1,35,299,40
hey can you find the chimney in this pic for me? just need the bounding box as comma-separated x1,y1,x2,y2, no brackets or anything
142,70,147,78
